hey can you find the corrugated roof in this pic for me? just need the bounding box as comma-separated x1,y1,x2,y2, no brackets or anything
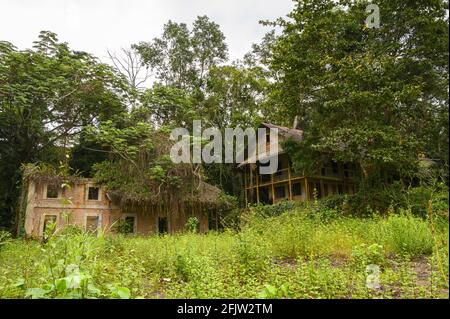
261,123,303,141
237,123,303,167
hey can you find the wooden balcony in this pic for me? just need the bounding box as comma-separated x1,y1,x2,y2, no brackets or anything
244,167,354,190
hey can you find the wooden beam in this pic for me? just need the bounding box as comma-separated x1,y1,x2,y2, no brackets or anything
271,172,275,205
304,177,309,201
255,166,260,204
288,165,293,201
244,168,248,205
320,179,324,199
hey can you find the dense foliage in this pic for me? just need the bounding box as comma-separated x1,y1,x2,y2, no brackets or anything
268,0,448,188
0,204,448,298
0,32,127,230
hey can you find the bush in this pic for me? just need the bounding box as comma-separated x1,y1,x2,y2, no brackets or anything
382,212,434,257
0,230,11,250
185,217,199,233
351,243,386,267
404,186,449,218
250,200,299,218
319,194,348,211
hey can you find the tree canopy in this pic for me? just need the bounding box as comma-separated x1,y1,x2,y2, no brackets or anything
0,31,127,229
267,0,448,186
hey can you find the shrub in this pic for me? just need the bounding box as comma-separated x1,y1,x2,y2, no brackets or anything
250,200,299,218
382,213,434,257
258,283,291,299
319,194,348,211
0,230,11,250
185,217,199,233
351,243,386,267
232,230,270,276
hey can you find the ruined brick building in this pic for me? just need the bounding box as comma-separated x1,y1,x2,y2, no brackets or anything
22,175,224,237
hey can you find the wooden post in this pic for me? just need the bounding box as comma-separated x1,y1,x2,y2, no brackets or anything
271,172,275,204
288,165,293,201
255,165,260,204
244,168,248,205
320,179,324,199
304,177,309,200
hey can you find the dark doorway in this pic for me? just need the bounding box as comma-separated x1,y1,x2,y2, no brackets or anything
315,182,322,199
121,216,136,234
158,217,168,234
292,182,302,196
309,182,322,199
259,186,272,204
208,211,222,231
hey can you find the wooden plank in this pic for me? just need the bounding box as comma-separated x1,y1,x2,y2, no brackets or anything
255,166,260,204
288,166,293,201
271,173,275,204
304,177,309,200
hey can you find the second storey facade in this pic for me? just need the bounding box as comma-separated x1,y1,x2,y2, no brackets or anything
23,178,213,238
240,123,356,206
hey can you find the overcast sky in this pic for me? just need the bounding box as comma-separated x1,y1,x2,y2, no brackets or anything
0,0,294,62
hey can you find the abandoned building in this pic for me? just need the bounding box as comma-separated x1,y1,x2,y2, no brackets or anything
22,175,224,238
239,123,356,205
21,122,358,237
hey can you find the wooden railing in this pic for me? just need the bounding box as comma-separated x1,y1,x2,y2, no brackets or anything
245,168,299,187
245,167,354,189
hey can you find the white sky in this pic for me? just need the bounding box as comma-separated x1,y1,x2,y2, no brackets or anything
0,0,294,62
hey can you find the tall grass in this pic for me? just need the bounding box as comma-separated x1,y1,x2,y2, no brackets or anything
381,213,434,256
0,207,448,299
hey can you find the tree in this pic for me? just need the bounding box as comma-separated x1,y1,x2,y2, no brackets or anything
134,15,228,91
140,84,197,128
107,47,150,107
268,0,449,188
107,47,150,91
191,16,229,89
0,31,126,232
203,63,267,128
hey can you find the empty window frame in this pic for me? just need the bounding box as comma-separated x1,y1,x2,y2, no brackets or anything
331,184,337,195
331,162,339,175
41,214,57,236
292,182,302,196
343,163,355,178
260,173,271,183
158,217,168,235
323,183,329,197
85,214,101,234
275,161,283,175
275,185,286,199
120,215,136,234
88,187,100,200
46,183,59,199
322,161,339,177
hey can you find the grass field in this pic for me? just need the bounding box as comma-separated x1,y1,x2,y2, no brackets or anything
0,206,448,299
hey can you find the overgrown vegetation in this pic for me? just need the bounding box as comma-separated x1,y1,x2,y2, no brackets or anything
1,0,448,231
0,199,448,299
0,0,448,300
